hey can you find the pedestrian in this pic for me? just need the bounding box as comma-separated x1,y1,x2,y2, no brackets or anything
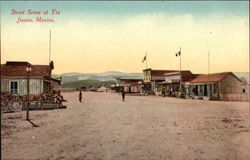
79,90,82,103
121,89,126,102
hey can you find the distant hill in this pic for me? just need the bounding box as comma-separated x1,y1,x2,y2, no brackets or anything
53,71,143,84
59,79,115,89
233,72,250,83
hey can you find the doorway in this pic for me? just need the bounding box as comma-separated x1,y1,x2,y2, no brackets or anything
204,85,207,96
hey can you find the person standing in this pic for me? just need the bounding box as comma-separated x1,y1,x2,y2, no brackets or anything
121,89,126,102
79,90,82,103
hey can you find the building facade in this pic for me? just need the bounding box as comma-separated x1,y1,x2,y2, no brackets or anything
163,71,194,97
1,61,60,96
183,72,247,101
142,68,179,94
142,68,249,101
115,77,143,93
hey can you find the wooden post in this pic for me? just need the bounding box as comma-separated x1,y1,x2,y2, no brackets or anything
26,69,30,120
26,64,31,120
179,47,182,97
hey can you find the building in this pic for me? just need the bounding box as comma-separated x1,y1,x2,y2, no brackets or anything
1,61,60,96
163,71,195,97
115,77,143,93
185,72,249,101
142,68,185,95
142,68,249,101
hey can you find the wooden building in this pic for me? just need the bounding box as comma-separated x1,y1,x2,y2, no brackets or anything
1,61,60,95
163,71,194,97
143,68,249,101
142,68,186,95
115,77,143,93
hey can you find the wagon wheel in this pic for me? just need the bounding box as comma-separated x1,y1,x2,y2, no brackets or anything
55,95,63,105
20,96,27,102
38,95,46,104
9,98,23,112
1,97,9,113
48,95,55,103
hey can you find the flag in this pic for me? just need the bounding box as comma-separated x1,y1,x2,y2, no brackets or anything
175,51,181,57
142,55,146,63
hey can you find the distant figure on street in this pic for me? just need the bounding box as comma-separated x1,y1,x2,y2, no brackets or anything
121,89,126,102
79,90,82,103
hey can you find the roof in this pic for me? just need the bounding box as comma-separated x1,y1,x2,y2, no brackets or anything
180,71,195,82
190,72,241,83
150,70,180,76
165,72,180,76
44,77,61,85
6,61,30,66
1,61,52,77
143,68,177,72
164,71,194,82
144,69,191,77
116,77,143,80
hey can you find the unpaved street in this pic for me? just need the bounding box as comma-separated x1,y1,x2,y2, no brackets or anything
1,92,250,160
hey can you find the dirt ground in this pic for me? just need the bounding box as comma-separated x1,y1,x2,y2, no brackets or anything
1,91,250,160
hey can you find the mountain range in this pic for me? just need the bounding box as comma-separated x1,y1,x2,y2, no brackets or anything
233,72,250,83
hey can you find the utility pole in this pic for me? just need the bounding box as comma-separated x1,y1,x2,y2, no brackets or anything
179,47,182,96
208,32,212,99
208,51,210,98
49,30,52,94
49,30,51,64
175,47,182,97
26,64,32,120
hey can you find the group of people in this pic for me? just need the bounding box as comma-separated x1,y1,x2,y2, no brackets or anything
78,89,126,103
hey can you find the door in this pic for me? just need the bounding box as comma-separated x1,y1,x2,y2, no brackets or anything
204,85,207,96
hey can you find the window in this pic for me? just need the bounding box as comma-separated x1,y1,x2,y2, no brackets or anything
242,86,246,93
242,88,246,93
199,85,203,94
10,81,18,94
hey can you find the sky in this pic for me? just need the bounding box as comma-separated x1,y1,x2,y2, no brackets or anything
0,1,249,74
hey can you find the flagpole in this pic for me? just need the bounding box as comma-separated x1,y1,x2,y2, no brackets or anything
49,30,51,64
179,47,182,95
208,51,210,97
208,32,212,99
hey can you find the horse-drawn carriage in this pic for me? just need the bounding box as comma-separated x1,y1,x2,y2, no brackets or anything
1,90,65,113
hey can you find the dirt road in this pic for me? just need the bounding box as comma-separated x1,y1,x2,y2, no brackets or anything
1,92,250,160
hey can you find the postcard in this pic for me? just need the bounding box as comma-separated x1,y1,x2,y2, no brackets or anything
1,1,249,160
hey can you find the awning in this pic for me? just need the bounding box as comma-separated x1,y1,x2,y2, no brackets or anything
44,77,61,86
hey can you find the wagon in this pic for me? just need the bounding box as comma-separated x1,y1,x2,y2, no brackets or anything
39,90,65,105
1,90,66,113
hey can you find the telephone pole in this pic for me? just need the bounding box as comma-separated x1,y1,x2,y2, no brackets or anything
179,47,182,95
208,32,212,99
49,30,51,63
